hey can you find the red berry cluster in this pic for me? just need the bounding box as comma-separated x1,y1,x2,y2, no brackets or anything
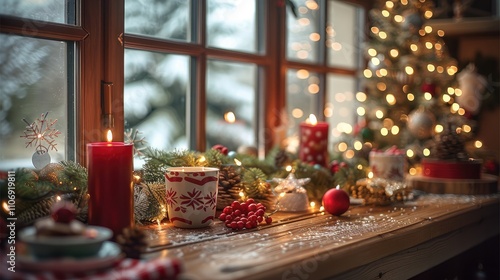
219,198,272,230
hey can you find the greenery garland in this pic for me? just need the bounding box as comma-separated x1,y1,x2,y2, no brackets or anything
0,147,368,226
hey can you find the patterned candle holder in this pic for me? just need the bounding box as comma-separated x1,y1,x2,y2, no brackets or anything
165,167,219,228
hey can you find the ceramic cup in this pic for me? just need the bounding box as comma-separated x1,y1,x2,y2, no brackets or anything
165,167,219,228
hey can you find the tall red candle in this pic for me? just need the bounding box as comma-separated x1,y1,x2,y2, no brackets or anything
299,114,329,166
87,131,133,237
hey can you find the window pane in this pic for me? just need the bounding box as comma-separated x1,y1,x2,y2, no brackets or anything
206,60,256,151
327,0,361,69
125,0,191,42
0,35,69,169
286,0,321,63
124,50,189,166
326,73,357,144
207,0,257,53
286,69,322,137
0,0,75,24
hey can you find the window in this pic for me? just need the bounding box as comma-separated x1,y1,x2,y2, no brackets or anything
285,0,364,152
0,0,365,169
0,1,80,169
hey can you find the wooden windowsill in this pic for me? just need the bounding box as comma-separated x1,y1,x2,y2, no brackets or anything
141,194,500,279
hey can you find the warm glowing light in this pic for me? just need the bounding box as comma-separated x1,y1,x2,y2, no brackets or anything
375,110,384,119
390,49,399,57
319,206,325,212
337,122,353,134
447,66,457,75
357,164,363,170
394,15,403,22
297,50,309,59
391,126,400,135
37,133,43,139
310,201,316,208
447,87,455,95
356,91,367,102
239,191,245,198
406,149,414,158
425,42,433,49
371,27,379,34
451,103,460,112
455,88,462,96
380,128,388,136
371,57,380,65
386,94,396,105
409,168,417,175
385,1,394,8
424,26,432,33
382,10,390,17
324,106,333,117
234,158,242,166
379,69,388,76
377,82,387,91
56,195,61,201
368,48,377,57
435,124,443,133
305,0,319,10
401,0,408,5
463,125,471,133
437,30,445,37
363,69,373,78
357,107,366,116
442,94,451,102
424,92,432,100
331,42,342,51
458,108,465,115
338,142,347,152
224,112,236,123
292,108,304,118
423,148,431,156
368,171,374,179
405,66,414,75
106,130,113,142
435,43,442,50
407,93,415,101
354,141,363,150
309,32,321,41
286,165,293,172
379,31,387,39
297,69,310,79
298,18,310,26
427,64,435,72
437,66,444,73
308,84,320,94
199,156,206,163
306,114,318,125
345,150,355,159
410,44,418,52
474,140,483,148
424,10,433,19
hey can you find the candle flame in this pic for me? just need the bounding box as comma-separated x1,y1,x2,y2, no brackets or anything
106,130,113,142
307,114,318,125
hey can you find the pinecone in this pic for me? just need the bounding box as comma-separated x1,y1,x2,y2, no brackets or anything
116,227,148,259
435,123,467,160
217,165,243,209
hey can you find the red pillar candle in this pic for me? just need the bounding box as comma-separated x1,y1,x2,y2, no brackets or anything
87,130,134,237
299,114,329,166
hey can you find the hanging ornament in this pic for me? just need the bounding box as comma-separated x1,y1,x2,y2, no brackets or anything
322,187,350,216
360,127,375,142
402,10,424,33
421,81,437,96
456,64,487,116
20,112,61,170
272,171,310,212
407,107,436,139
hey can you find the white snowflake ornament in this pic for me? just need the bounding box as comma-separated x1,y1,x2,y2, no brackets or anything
20,112,61,169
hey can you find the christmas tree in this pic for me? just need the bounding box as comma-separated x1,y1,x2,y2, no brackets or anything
333,0,478,171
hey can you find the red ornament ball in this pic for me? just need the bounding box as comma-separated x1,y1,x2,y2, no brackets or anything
322,188,350,216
